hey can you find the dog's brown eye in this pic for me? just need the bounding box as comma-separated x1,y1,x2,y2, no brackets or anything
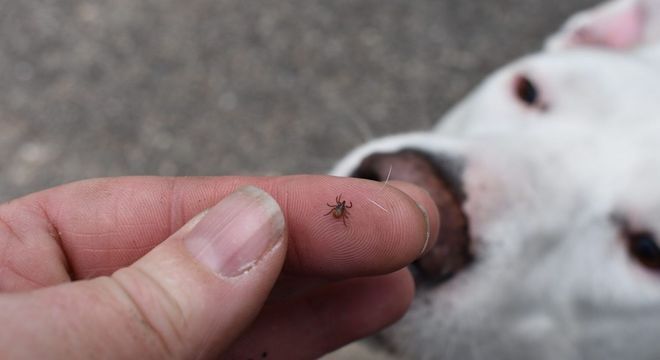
627,231,660,270
514,75,546,110
612,215,660,271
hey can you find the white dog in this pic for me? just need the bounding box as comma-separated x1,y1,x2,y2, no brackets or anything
330,0,660,359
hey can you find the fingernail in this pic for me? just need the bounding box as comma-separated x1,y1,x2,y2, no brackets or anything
415,202,431,255
388,181,434,256
184,186,285,277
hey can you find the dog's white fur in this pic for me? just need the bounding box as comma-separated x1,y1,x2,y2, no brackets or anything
330,1,660,359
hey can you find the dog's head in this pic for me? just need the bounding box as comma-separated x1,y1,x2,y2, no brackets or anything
332,1,660,358
333,124,660,359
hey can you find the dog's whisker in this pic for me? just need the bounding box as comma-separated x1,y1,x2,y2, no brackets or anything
367,198,390,213
363,164,393,214
380,164,393,189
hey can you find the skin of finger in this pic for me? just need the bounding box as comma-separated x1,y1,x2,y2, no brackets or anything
223,268,414,360
0,175,438,286
0,200,72,291
385,180,440,255
0,215,288,360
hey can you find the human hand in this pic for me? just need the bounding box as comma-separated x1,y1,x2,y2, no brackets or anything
0,175,439,359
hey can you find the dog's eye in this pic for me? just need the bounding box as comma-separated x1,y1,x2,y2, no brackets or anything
513,75,546,111
627,231,660,270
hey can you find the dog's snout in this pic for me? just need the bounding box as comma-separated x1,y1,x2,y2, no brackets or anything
351,149,473,283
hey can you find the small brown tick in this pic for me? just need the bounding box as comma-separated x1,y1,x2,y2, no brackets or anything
325,194,353,226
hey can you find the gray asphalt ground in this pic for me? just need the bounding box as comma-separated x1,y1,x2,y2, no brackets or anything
0,0,598,201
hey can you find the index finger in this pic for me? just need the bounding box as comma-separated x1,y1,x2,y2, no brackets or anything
0,175,439,284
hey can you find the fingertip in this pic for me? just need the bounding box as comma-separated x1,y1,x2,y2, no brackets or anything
387,181,440,256
278,176,441,277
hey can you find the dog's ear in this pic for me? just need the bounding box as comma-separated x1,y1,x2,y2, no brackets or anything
545,0,660,51
351,149,473,283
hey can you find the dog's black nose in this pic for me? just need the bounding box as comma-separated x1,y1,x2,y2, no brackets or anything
351,149,473,284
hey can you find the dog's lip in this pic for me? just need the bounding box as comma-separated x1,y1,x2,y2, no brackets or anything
350,149,473,284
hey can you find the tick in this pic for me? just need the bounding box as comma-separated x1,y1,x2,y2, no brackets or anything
325,195,353,226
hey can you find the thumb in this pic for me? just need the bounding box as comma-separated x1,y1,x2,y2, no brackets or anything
1,186,287,359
